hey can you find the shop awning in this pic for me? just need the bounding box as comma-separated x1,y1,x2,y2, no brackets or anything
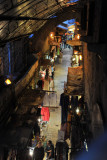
67,66,83,95
19,89,45,105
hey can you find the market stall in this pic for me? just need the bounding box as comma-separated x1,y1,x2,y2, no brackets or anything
0,89,45,160
19,89,45,106
39,59,52,79
66,66,83,95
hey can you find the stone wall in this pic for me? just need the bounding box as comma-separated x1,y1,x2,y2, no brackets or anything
0,45,9,75
0,59,38,130
83,42,105,138
15,60,38,97
0,37,38,128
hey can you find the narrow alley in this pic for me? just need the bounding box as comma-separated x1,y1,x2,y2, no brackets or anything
36,47,72,160
41,48,73,146
0,0,106,160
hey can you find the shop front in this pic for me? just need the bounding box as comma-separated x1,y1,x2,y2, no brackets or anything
63,66,90,159
66,37,83,67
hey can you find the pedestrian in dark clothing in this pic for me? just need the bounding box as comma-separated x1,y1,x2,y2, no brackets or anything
45,140,54,160
33,141,44,160
46,68,49,79
51,66,54,79
60,92,69,124
70,96,78,108
37,80,44,89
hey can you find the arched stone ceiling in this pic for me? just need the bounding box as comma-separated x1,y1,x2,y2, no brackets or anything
0,0,80,44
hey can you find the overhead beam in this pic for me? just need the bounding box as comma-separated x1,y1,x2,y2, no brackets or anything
0,15,54,21
55,0,63,10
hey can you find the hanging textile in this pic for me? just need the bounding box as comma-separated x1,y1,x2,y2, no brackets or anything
60,93,69,124
67,66,83,95
41,107,50,121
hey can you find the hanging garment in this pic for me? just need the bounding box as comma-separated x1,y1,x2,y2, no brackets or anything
60,93,69,107
43,93,50,106
49,92,57,107
60,93,69,124
41,107,50,121
70,96,78,107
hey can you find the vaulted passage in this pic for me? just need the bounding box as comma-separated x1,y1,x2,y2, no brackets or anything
0,0,107,160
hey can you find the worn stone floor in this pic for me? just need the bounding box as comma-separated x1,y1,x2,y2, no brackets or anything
41,48,73,149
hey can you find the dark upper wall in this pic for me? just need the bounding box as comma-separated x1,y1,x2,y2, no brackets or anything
0,4,80,76
0,37,36,76
80,0,107,44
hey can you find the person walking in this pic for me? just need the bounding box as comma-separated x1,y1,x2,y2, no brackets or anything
45,68,49,79
33,141,44,160
37,79,44,90
51,65,54,79
45,140,54,160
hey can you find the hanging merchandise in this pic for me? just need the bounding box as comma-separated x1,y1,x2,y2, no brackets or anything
7,149,17,160
84,139,88,152
57,47,60,56
66,112,72,138
60,93,69,124
41,107,50,121
70,96,78,108
43,93,50,106
39,67,46,79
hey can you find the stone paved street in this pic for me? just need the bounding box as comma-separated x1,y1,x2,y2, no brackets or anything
42,48,73,149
